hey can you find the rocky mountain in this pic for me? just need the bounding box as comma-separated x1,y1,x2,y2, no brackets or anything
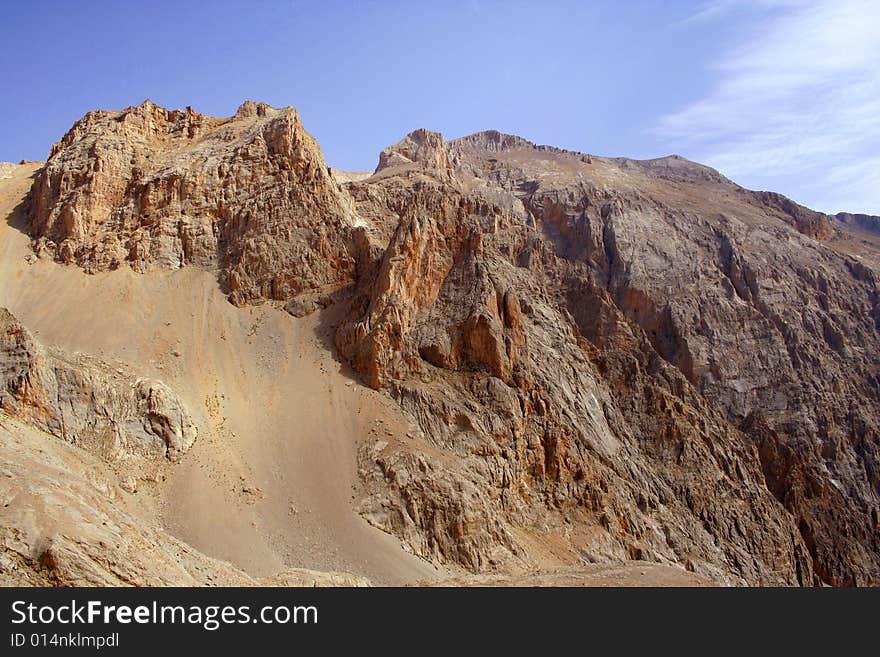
5,101,879,586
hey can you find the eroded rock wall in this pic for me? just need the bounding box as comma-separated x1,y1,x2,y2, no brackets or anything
1,307,196,461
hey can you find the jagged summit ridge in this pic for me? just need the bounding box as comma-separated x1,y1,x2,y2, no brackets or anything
28,100,358,305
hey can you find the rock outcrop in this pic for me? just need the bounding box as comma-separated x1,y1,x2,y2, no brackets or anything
834,212,880,236
376,129,453,177
1,307,196,460
28,100,357,305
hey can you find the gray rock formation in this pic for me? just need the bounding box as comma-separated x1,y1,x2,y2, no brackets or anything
834,212,880,235
1,307,196,460
337,129,879,585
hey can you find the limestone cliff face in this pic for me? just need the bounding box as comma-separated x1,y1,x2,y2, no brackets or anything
336,130,879,585
21,102,880,586
1,308,196,461
335,159,815,584
28,100,357,305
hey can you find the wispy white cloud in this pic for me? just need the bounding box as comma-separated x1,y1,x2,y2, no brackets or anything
681,0,803,24
657,0,880,214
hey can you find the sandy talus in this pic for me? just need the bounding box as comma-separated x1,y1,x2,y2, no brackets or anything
0,162,438,585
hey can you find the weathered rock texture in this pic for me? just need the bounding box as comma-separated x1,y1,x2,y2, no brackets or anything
21,102,880,586
28,100,357,305
336,129,879,585
1,307,196,460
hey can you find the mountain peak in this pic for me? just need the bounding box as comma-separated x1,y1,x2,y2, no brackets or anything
375,127,451,174
451,130,535,153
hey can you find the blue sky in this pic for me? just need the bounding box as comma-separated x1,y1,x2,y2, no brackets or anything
1,1,877,213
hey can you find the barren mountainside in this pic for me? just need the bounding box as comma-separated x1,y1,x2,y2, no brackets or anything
3,101,879,586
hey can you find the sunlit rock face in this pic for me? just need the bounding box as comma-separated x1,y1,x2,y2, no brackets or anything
28,100,358,305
